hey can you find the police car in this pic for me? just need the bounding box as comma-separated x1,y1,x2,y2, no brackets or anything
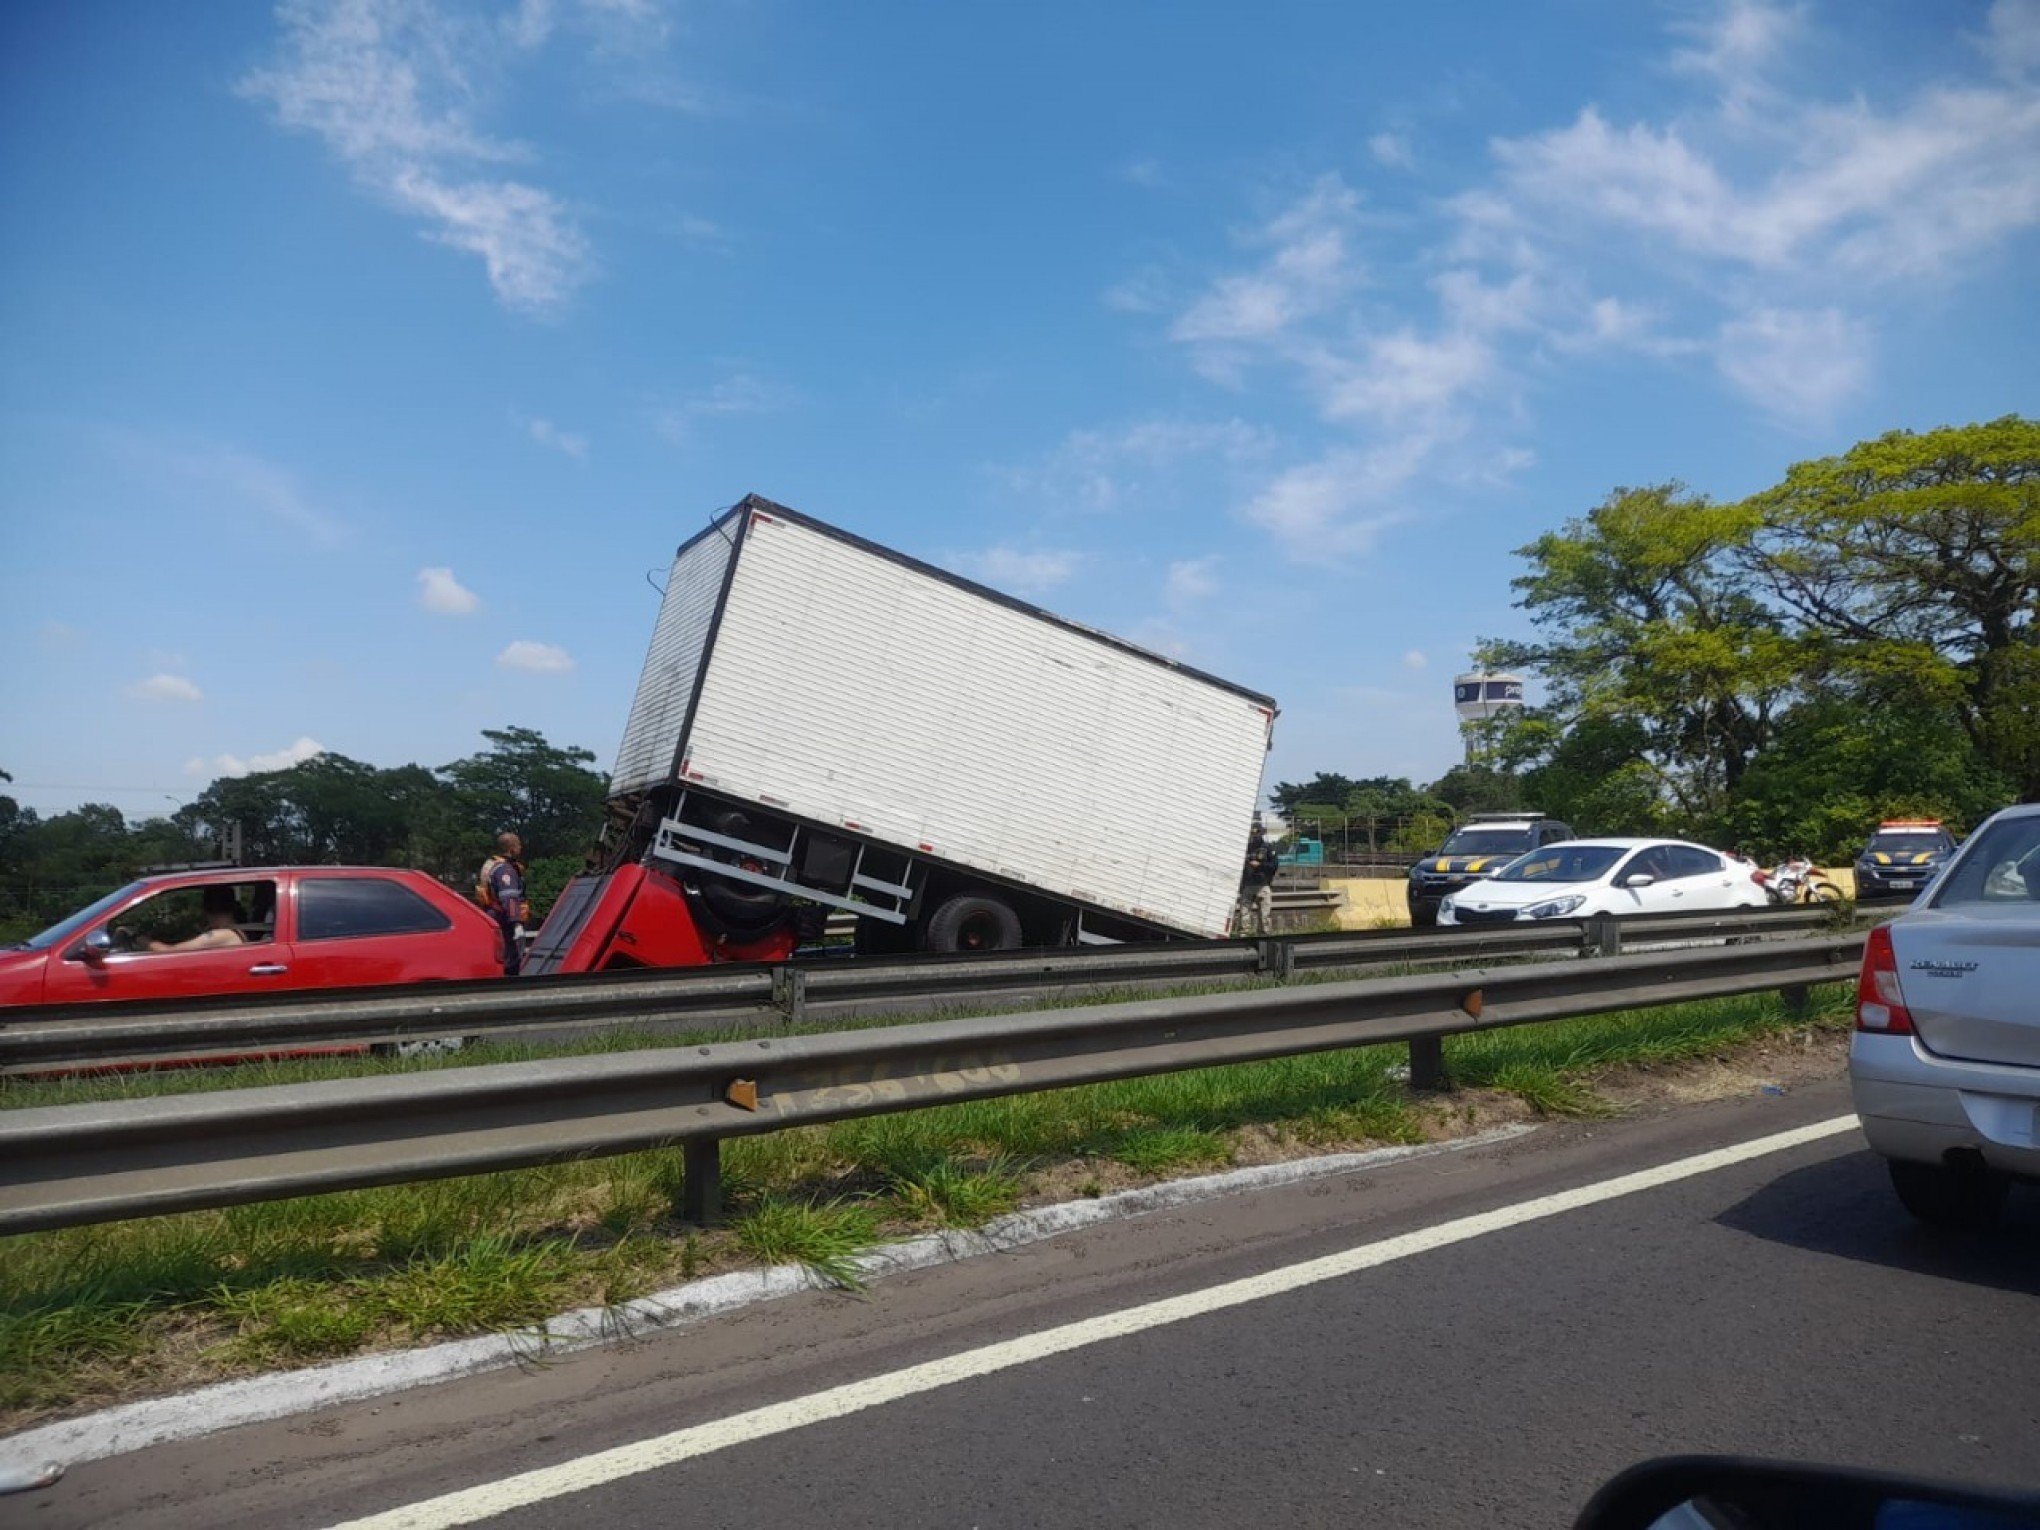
1853,818,1960,902
1407,813,1575,927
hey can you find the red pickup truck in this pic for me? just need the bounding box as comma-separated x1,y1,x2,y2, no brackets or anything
0,866,505,1007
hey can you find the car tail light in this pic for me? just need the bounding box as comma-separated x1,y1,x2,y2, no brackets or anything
1854,925,1914,1034
1751,867,1770,885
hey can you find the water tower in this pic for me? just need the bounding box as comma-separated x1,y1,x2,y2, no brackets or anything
1453,671,1525,762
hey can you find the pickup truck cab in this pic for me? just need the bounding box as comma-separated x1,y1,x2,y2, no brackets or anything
0,866,504,1007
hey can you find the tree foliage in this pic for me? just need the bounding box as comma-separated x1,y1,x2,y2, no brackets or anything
0,726,609,937
1477,417,2035,858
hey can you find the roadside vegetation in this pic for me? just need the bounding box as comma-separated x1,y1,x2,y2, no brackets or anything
1,983,1851,1428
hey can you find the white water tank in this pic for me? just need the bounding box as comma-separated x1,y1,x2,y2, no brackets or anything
1453,671,1525,724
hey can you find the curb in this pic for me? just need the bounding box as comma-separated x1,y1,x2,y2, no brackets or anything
1,1124,1534,1480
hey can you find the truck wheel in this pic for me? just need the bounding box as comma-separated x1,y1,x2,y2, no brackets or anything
923,893,1023,954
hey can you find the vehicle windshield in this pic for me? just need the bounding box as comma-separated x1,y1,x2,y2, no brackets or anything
1492,845,1629,884
1866,830,1951,854
1438,827,1535,856
1928,817,2040,908
16,882,146,951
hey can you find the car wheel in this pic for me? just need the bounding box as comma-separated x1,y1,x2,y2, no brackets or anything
1887,1158,2008,1231
922,892,1024,953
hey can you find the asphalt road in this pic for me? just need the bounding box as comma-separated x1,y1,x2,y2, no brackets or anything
22,1076,2040,1529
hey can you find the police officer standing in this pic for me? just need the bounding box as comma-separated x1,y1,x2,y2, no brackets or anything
478,831,531,976
1239,823,1280,936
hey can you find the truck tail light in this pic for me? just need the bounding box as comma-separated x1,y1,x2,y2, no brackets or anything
1854,925,1914,1034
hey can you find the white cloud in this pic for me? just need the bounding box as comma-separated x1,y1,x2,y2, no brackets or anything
497,639,575,673
38,621,82,648
1172,175,1364,347
189,736,327,779
945,547,1082,598
1403,649,1429,670
1240,447,1418,557
1985,0,2040,76
654,371,788,442
1485,83,2040,282
240,0,604,312
523,415,588,457
1368,131,1414,170
1121,157,1163,186
1715,306,1872,422
1005,417,1278,514
175,444,346,546
1165,555,1221,606
1314,328,1497,425
417,566,481,614
128,674,204,704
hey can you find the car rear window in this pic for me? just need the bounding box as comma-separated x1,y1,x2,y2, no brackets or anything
297,877,453,941
1928,817,2040,908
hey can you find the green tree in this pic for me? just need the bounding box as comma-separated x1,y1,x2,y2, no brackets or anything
1484,484,1802,820
438,726,608,861
1742,416,2040,799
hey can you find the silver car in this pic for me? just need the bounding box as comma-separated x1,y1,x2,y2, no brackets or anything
1849,802,2040,1229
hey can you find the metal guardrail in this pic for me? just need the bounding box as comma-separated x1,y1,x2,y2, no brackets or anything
0,908,1837,1070
0,932,1863,1235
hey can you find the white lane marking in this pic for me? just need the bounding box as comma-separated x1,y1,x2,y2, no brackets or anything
0,1129,1531,1478
332,1114,1861,1530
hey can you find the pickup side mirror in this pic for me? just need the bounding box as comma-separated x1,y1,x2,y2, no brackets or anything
1621,872,1656,889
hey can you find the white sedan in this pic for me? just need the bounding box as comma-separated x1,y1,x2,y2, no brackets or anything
1435,837,1769,925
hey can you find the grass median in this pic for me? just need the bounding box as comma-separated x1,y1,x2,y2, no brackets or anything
1,982,1851,1429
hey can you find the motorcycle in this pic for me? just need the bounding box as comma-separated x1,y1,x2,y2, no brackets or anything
1753,856,1844,907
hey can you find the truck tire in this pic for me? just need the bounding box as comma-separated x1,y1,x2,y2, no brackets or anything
697,809,790,926
923,893,1023,954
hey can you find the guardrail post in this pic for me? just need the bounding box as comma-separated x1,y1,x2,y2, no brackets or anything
1586,914,1622,958
1257,939,1296,981
773,967,808,1024
682,1138,722,1226
1407,1035,1449,1091
1781,984,1810,1019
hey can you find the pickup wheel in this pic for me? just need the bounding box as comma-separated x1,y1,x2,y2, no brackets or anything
923,893,1023,954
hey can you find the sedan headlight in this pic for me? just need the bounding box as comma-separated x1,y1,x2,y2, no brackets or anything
1524,894,1587,920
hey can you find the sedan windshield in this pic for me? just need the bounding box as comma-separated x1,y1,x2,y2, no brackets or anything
1492,845,1629,884
1438,827,1534,856
18,882,146,951
1866,831,1952,854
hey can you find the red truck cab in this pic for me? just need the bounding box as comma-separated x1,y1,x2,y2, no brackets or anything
523,863,797,975
0,866,504,1007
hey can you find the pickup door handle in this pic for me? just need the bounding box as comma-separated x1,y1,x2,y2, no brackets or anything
248,963,289,976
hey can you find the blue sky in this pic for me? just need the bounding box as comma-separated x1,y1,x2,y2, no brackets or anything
2,0,2036,821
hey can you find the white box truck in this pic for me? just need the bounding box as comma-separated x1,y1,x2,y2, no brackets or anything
527,496,1277,971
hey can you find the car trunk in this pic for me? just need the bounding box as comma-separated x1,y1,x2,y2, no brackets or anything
1894,908,2040,1068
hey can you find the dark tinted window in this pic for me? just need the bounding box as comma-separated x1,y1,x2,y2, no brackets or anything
298,878,451,941
1664,847,1723,880
1537,823,1573,845
1928,816,2040,907
1439,827,1534,856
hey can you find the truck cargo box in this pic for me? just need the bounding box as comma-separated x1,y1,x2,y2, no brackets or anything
611,496,1276,939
